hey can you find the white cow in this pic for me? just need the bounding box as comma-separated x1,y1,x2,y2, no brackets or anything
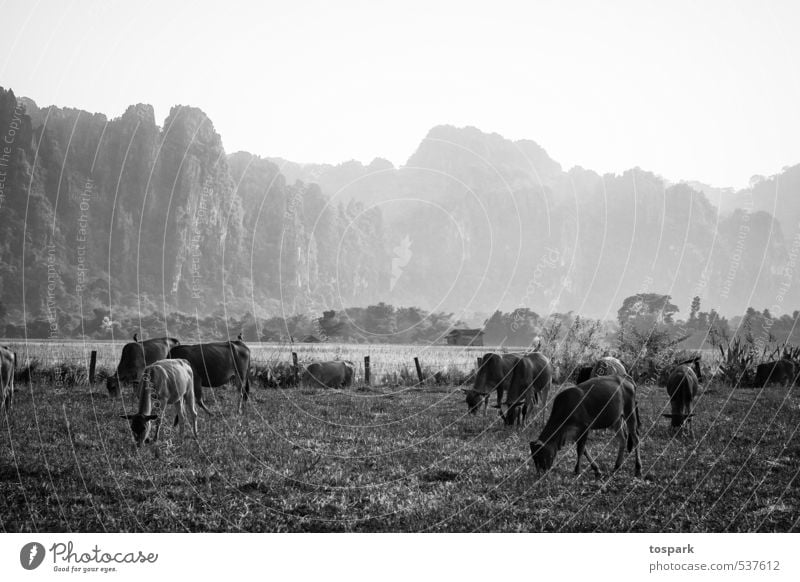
121,358,198,447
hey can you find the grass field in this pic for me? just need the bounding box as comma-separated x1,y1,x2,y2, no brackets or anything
1,376,798,532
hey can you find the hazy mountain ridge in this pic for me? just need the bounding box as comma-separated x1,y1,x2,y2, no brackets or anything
0,86,796,328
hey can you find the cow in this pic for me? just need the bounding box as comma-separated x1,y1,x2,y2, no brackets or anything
1,346,16,417
301,360,355,388
591,356,627,378
575,365,593,384
529,375,642,477
501,352,552,427
120,359,198,448
753,359,797,388
107,336,181,398
168,340,251,414
462,353,525,415
662,360,701,437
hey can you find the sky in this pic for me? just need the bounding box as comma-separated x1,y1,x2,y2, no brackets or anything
0,0,798,189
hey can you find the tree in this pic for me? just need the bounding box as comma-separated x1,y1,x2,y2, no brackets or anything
617,293,679,324
689,296,700,323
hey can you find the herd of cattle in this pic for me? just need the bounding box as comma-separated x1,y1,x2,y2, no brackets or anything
0,337,798,476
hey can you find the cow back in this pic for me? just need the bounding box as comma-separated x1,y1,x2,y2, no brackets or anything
117,337,180,381
169,341,250,387
473,353,520,395
591,356,626,378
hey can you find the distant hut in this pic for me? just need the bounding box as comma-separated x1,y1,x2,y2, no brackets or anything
444,328,485,347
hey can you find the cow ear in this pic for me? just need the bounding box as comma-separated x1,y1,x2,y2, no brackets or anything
662,414,674,418
120,414,135,420
144,415,159,421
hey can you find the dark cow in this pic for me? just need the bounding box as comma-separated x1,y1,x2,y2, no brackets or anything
501,352,552,427
662,362,701,437
753,359,797,388
575,366,593,384
169,340,251,414
530,375,642,477
463,353,526,415
121,359,198,448
302,360,355,388
1,346,15,417
591,356,627,378
107,336,181,397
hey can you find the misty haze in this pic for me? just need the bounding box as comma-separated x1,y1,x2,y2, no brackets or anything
0,0,798,536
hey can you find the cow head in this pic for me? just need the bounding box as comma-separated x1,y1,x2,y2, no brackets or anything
530,439,555,472
461,389,486,414
121,413,158,446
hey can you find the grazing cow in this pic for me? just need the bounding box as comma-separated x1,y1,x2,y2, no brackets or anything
302,360,355,388
753,359,797,388
1,346,16,417
168,340,251,414
591,356,627,378
463,353,526,415
501,352,552,427
530,375,642,477
107,336,181,398
662,361,701,437
121,359,198,447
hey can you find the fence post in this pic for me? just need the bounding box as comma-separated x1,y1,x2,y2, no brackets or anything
477,356,483,368
414,357,424,384
89,350,97,384
292,352,299,385
364,355,370,385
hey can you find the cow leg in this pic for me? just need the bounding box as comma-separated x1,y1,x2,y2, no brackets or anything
613,422,627,472
482,394,488,416
175,401,186,440
625,413,642,477
152,407,165,444
575,434,599,475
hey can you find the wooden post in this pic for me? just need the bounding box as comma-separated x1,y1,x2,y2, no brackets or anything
292,352,299,385
89,350,97,384
477,356,483,368
414,357,424,384
364,355,370,385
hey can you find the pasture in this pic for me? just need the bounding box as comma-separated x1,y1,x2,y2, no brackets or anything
1,368,798,532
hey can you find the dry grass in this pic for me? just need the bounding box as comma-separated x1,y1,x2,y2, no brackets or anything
1,377,798,532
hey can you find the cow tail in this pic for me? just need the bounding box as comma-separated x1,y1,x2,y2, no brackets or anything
243,368,251,402
197,396,213,416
